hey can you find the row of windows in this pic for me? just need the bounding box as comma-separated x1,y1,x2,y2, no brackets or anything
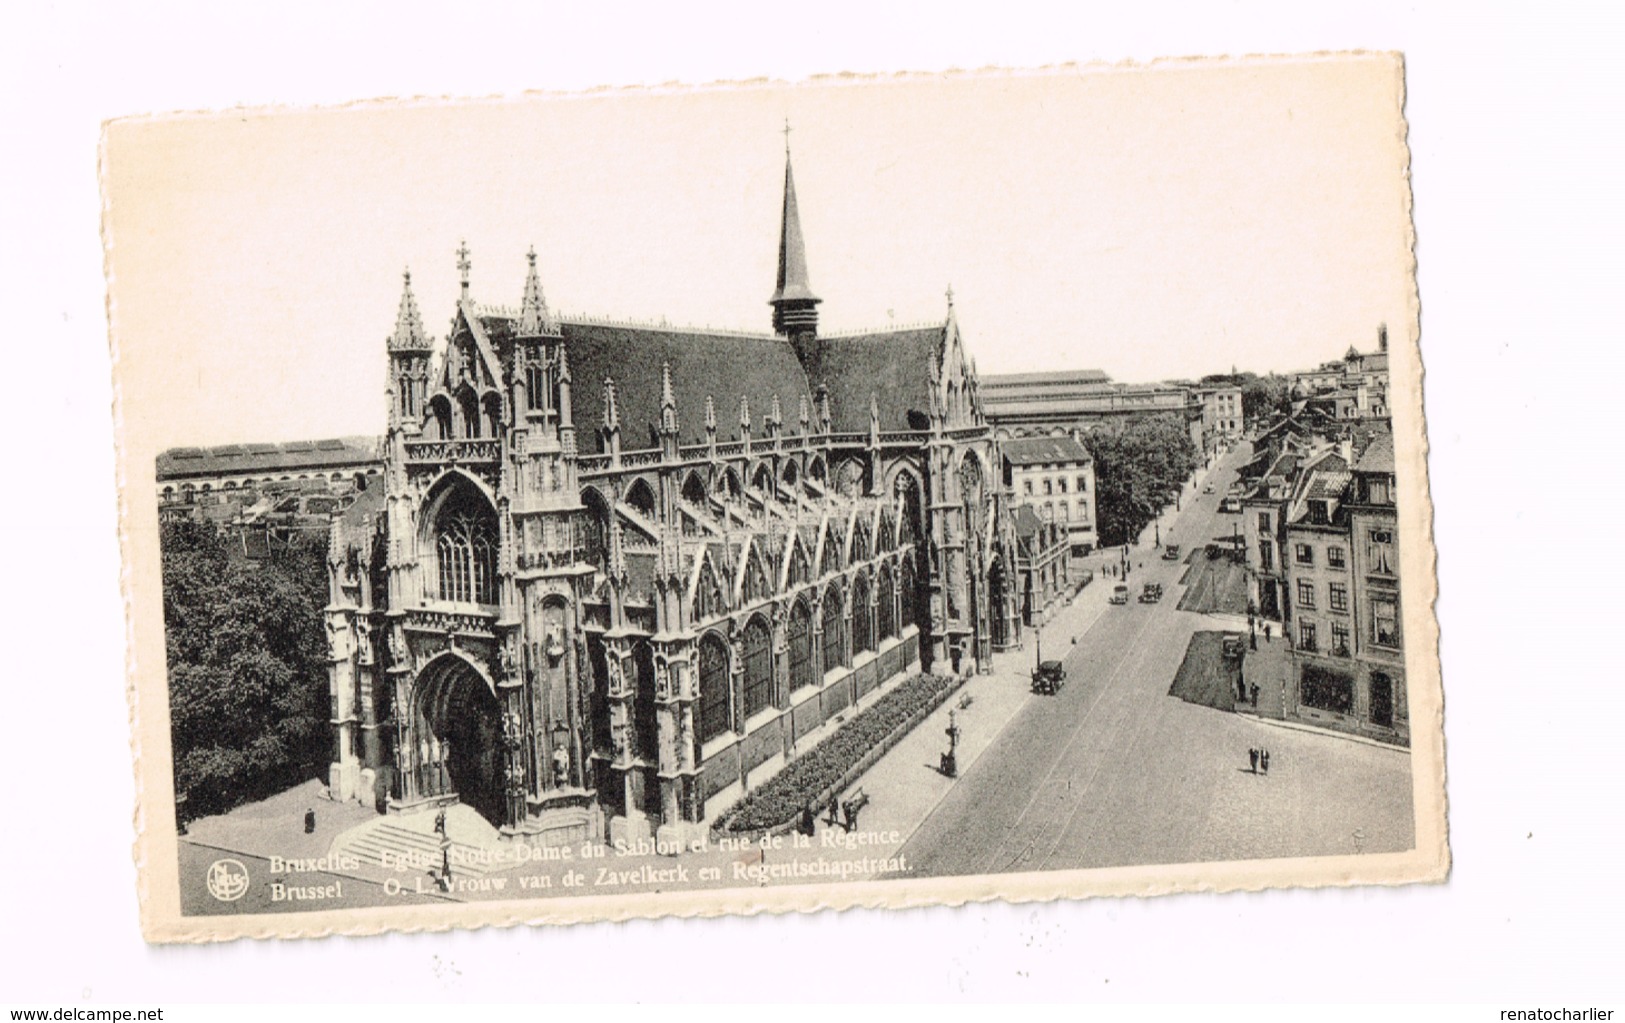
1295,595,1401,653
1295,580,1350,613
696,577,917,744
1293,542,1348,569
1021,474,1090,497
1037,501,1090,525
160,470,377,500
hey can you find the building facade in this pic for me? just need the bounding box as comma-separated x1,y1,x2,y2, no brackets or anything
1012,505,1074,627
982,369,1204,451
318,151,1021,848
1240,428,1408,745
1195,385,1244,453
1002,434,1097,554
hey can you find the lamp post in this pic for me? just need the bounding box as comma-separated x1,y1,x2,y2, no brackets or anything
941,709,961,778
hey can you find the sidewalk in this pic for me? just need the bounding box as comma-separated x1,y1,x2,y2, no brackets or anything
827,571,1117,865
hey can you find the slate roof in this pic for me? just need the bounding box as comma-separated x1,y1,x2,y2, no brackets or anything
480,316,815,453
1001,435,1092,467
157,436,381,480
1353,431,1395,473
809,326,944,434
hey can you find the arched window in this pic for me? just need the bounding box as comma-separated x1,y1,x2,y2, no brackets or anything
851,519,870,563
697,632,731,743
458,389,481,439
786,542,810,588
434,484,499,604
429,396,453,439
625,478,656,518
788,599,814,693
820,526,842,576
741,615,773,721
483,392,503,438
877,563,896,641
580,489,609,572
742,546,770,605
693,558,726,621
752,463,774,498
681,472,707,507
851,572,873,655
821,585,845,672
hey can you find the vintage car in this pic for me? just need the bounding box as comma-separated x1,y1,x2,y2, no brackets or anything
1203,483,1215,494
1031,660,1067,695
1162,544,1181,561
1139,582,1163,603
1218,496,1242,513
1222,634,1245,659
1110,583,1130,605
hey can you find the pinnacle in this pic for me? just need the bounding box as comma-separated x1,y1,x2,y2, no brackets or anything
389,267,431,351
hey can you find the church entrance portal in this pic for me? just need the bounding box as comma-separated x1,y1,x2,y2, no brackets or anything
413,654,507,828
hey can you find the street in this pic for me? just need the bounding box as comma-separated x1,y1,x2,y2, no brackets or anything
887,444,1415,877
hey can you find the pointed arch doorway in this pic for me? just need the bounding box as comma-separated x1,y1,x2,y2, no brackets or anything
413,653,507,828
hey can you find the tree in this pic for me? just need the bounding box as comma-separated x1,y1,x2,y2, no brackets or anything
1088,414,1200,548
161,519,331,824
1240,372,1292,426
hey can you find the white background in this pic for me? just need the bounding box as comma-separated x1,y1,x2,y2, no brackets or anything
2,0,1620,1005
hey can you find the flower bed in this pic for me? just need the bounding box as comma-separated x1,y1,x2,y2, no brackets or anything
714,670,966,835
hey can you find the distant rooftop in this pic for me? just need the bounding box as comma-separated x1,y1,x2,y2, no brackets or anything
981,369,1112,389
157,436,381,480
1002,435,1092,467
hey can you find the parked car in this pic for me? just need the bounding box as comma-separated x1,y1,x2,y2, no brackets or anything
1139,582,1163,603
1162,544,1181,561
1219,497,1241,513
1031,660,1067,695
1203,483,1215,494
1110,583,1130,605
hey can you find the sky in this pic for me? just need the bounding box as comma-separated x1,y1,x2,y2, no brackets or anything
105,55,1413,450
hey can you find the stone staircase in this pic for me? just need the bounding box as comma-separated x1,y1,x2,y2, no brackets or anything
329,805,504,879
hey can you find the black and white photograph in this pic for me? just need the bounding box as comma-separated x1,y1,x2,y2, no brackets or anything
103,53,1445,941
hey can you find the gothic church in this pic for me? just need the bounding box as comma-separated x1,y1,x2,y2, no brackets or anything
324,149,1019,847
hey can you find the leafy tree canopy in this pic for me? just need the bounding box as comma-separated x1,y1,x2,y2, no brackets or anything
1087,414,1201,548
161,519,331,824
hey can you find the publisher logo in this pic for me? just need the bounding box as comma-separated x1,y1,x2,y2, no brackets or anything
206,858,250,902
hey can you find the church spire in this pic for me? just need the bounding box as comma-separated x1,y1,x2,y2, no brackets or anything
517,246,557,336
388,269,431,351
769,130,821,338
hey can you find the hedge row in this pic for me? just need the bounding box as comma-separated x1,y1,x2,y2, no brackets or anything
715,671,963,833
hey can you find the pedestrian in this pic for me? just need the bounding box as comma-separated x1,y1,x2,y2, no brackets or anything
1249,748,1259,773
1250,683,1259,707
1263,623,1272,643
304,808,316,834
842,800,857,833
827,794,840,827
800,804,816,836
1262,749,1271,774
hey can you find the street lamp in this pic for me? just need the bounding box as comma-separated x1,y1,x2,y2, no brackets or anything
941,709,961,778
